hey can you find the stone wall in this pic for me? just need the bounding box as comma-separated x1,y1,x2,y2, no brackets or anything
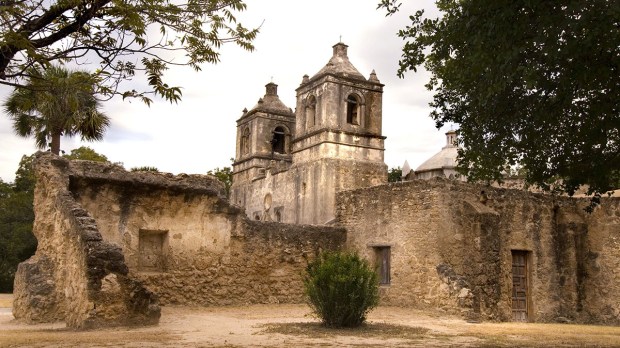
15,153,345,327
232,158,386,225
65,157,346,306
13,153,160,329
336,178,620,324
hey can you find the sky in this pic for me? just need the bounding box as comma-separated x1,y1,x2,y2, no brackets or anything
0,0,451,183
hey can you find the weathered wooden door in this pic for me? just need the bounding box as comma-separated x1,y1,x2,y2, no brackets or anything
512,251,528,321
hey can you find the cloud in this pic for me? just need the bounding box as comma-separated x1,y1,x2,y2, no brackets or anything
0,0,449,183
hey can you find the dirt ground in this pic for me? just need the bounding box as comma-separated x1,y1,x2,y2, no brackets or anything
1,294,620,347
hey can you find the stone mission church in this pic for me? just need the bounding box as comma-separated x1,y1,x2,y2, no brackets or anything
231,42,387,224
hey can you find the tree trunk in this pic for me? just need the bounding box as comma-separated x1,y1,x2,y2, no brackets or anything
50,132,61,155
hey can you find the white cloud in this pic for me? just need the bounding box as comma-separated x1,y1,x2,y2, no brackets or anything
0,0,449,182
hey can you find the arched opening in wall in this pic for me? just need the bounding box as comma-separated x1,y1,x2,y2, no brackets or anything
346,94,360,125
241,127,250,155
306,95,317,127
273,206,283,222
271,126,286,154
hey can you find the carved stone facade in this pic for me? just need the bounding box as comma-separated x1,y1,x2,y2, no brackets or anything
231,43,387,225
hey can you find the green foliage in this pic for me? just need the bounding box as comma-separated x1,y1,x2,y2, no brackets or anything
130,166,159,172
388,167,402,183
3,65,110,155
381,0,620,203
304,251,379,328
0,154,37,292
63,146,109,163
0,0,259,104
207,166,233,197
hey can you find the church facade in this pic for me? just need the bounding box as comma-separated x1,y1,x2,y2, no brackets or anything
230,43,387,225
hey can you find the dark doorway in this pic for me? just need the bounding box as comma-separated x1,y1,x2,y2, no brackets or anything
512,250,529,321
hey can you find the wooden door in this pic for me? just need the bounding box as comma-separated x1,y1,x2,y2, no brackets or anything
512,251,528,321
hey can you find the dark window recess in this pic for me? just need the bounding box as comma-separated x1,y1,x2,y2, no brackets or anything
374,246,391,285
346,94,359,125
241,127,250,155
138,229,168,272
271,126,286,154
306,96,317,127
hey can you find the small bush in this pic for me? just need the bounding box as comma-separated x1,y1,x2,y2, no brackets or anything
303,251,379,328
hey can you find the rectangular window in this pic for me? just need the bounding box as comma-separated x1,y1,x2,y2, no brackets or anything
138,229,168,272
374,246,391,285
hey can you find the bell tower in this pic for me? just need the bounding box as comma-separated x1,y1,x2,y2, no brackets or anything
231,82,295,207
290,42,387,224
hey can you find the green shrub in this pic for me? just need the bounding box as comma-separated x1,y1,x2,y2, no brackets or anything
303,250,379,328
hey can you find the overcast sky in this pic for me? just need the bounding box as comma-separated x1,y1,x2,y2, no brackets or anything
0,0,452,182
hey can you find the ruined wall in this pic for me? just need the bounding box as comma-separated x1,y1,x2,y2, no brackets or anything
337,178,620,324
13,153,160,329
68,160,345,306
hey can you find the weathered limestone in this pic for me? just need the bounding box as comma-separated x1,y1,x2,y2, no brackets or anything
336,178,620,324
15,152,346,323
13,153,160,329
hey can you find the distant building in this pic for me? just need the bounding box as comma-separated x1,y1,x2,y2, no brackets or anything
403,129,465,181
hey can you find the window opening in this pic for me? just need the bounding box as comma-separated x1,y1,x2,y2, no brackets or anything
306,96,317,127
346,94,360,125
374,246,391,285
271,126,286,154
241,127,250,155
139,229,168,272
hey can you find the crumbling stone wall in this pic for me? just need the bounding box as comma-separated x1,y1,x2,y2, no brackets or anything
336,178,620,324
66,157,345,306
13,153,160,329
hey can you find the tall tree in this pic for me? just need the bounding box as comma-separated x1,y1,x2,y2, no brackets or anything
64,146,110,162
4,65,111,155
0,0,258,104
380,0,620,202
0,155,36,292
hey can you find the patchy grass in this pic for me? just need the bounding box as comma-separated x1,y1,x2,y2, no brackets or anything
463,322,620,347
0,328,177,347
259,321,429,341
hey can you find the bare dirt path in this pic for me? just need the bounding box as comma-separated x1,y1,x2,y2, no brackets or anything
1,294,619,347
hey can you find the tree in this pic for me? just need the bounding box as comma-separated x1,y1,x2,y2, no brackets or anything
4,65,111,155
303,251,379,328
130,166,159,172
0,155,36,292
381,1,620,202
0,0,258,104
207,166,232,197
64,146,109,162
388,167,402,183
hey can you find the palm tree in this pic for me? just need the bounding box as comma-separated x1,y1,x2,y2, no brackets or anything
3,65,110,155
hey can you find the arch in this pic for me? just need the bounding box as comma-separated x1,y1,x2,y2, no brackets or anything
346,94,361,125
240,127,250,155
271,125,288,154
305,95,317,127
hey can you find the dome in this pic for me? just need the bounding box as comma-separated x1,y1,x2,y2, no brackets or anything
415,146,458,173
243,82,293,118
415,130,459,173
309,42,366,82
